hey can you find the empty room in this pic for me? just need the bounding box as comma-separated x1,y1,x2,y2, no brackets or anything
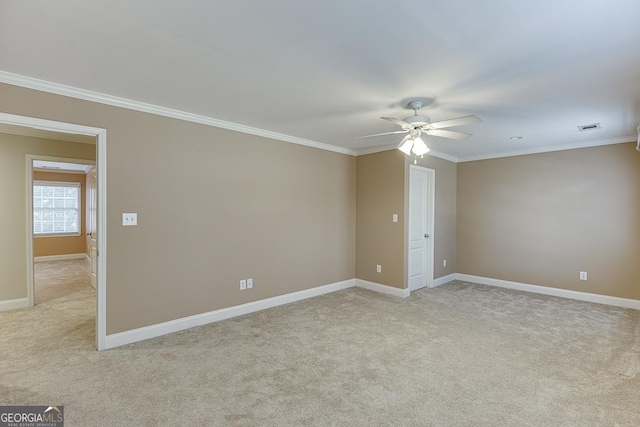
0,1,638,426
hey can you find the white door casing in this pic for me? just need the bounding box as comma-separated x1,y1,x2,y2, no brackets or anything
408,165,435,292
0,112,108,351
88,169,97,289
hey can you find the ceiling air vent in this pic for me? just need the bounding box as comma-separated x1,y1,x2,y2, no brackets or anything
578,123,601,131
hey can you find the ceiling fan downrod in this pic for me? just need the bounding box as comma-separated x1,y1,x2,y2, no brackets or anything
408,100,424,116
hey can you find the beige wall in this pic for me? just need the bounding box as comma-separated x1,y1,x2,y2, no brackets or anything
0,83,356,334
457,142,640,300
356,150,405,288
356,150,457,288
5,80,636,337
33,171,89,257
0,132,95,301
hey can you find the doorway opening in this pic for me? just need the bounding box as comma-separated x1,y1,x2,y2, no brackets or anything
30,158,95,306
0,113,107,350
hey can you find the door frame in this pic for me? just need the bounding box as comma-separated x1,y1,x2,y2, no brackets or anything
407,164,435,291
87,167,98,289
0,112,108,351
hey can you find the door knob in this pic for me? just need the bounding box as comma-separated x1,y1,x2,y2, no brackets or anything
424,233,430,238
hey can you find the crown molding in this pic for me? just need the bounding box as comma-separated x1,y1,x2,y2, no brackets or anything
2,71,634,162
426,150,459,163
458,135,635,162
0,70,357,156
354,143,459,162
354,144,397,156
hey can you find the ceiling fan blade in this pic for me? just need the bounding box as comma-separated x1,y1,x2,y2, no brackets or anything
354,130,408,139
381,116,409,127
428,115,483,129
426,129,472,140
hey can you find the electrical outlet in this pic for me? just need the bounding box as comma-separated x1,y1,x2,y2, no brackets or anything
376,265,382,273
240,279,247,290
579,271,587,281
247,278,253,289
443,259,447,267
122,213,137,226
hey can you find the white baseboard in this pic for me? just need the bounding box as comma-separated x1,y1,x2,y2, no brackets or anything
355,279,410,298
34,253,89,263
432,273,457,288
104,279,355,349
0,297,29,312
456,274,640,310
85,272,640,349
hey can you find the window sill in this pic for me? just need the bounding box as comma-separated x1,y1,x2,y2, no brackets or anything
34,233,82,238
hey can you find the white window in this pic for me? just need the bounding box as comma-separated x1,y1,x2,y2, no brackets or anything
33,181,81,236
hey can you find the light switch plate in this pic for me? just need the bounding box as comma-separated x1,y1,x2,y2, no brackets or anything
392,214,398,223
240,279,247,290
122,213,137,226
247,278,253,289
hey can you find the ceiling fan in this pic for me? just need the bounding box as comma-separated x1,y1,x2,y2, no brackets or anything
356,100,483,156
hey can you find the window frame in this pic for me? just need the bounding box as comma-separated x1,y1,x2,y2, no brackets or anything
33,180,82,238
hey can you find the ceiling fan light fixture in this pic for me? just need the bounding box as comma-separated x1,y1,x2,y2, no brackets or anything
411,136,430,156
398,138,414,155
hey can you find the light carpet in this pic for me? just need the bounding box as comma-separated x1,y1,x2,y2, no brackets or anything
34,258,92,305
0,280,638,426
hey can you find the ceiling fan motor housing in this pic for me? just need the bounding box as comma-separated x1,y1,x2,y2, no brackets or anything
404,115,431,127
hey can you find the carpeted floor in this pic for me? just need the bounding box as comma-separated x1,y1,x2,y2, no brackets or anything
34,258,92,305
0,280,638,426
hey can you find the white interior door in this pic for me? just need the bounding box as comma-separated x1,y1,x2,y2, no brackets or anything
408,166,434,292
88,169,97,289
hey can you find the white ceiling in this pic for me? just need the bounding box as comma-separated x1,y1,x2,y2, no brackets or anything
1,1,639,160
